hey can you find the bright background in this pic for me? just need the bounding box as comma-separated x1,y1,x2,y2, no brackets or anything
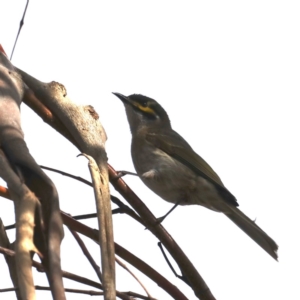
1,1,300,299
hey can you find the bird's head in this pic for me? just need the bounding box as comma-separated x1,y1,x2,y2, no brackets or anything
113,93,171,133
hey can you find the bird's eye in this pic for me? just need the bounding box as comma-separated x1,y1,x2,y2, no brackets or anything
142,101,148,107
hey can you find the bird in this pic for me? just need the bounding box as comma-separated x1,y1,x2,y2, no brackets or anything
112,92,278,260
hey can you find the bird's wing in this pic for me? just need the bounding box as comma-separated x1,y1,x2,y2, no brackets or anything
146,131,238,206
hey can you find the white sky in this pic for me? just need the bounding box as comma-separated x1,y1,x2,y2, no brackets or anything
1,1,300,300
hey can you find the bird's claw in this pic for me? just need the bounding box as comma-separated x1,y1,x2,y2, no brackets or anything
114,170,138,179
155,216,165,224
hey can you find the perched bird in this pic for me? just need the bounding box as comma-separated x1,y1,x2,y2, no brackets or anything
113,92,278,260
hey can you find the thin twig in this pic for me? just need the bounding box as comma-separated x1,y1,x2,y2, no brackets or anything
0,246,15,256
10,0,29,60
0,286,104,296
116,257,155,299
40,165,93,186
41,165,145,225
73,213,97,220
69,228,103,282
157,242,190,286
0,246,137,300
1,185,189,300
4,209,125,231
110,196,145,226
4,224,15,231
108,165,215,300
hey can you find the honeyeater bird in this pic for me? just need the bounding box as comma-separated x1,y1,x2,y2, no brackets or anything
113,92,278,260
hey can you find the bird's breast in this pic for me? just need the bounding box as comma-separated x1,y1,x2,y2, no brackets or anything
131,139,223,210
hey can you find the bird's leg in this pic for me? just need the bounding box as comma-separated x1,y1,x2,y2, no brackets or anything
114,170,138,179
156,200,181,223
157,242,191,286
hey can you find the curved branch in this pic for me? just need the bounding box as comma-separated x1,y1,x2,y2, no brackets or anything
109,166,215,300
17,67,115,299
0,188,188,300
16,66,215,300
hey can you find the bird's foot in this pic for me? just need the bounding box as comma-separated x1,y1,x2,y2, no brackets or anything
114,170,138,179
155,216,166,224
154,201,181,225
143,216,165,230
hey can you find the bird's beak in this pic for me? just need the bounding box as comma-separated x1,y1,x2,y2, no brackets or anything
112,92,130,105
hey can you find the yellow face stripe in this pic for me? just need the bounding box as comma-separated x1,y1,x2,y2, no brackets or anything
133,103,155,115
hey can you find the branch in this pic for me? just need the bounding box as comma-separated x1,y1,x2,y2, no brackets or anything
69,229,103,282
115,257,155,299
40,165,144,225
1,189,188,300
0,220,21,299
14,66,214,299
109,166,215,300
17,67,115,299
14,188,40,300
0,151,37,299
80,153,115,299
10,0,30,60
0,51,66,300
61,212,188,300
0,286,104,296
157,242,190,285
0,246,148,300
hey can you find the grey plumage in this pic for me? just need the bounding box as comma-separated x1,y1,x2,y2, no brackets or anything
113,92,278,260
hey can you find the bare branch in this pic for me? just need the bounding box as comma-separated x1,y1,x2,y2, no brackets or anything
157,242,190,286
40,164,145,225
14,67,212,299
109,166,215,300
0,51,66,300
116,257,155,300
0,185,10,199
1,189,188,300
60,212,189,300
40,165,92,185
14,189,39,300
10,0,30,60
0,220,21,299
0,151,37,300
17,67,115,299
69,229,103,283
0,246,141,300
80,153,116,299
0,286,104,296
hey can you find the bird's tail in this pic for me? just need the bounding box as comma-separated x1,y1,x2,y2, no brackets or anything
224,205,278,260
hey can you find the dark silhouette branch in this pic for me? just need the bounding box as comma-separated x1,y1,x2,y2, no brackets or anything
10,0,29,60
157,242,190,286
